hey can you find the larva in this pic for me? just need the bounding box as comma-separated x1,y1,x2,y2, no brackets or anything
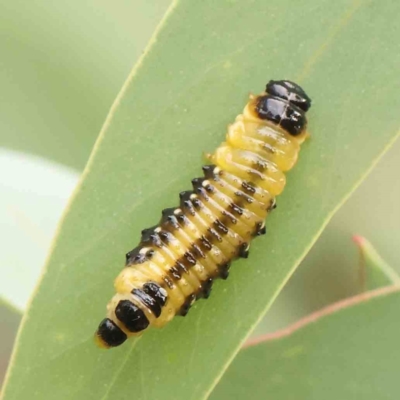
95,80,312,348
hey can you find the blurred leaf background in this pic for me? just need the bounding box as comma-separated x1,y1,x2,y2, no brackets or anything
0,0,170,383
1,0,399,396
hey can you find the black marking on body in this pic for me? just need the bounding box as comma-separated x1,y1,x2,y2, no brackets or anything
193,186,211,204
125,247,154,266
255,222,267,236
207,227,223,242
159,230,174,246
229,202,244,216
202,165,219,181
213,219,229,235
163,275,175,289
179,293,196,316
200,278,214,299
221,210,237,225
241,181,256,195
179,191,196,215
268,198,277,211
169,265,182,280
96,318,127,347
161,207,180,229
140,226,163,247
175,260,189,275
233,190,254,204
175,209,189,225
143,282,168,307
191,177,203,189
204,183,214,193
254,159,269,172
170,250,197,281
192,176,215,193
200,235,212,250
219,262,231,280
191,196,202,209
115,300,150,332
132,288,162,317
191,242,206,258
184,251,197,265
239,243,250,259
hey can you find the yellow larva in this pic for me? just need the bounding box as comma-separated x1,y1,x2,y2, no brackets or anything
95,79,312,348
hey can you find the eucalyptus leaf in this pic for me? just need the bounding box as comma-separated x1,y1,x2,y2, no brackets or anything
0,0,169,169
0,298,21,387
353,236,400,290
2,1,400,399
253,234,400,336
212,286,400,399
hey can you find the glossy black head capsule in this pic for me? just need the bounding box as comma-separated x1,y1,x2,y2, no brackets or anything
266,80,311,112
255,95,306,136
95,318,127,348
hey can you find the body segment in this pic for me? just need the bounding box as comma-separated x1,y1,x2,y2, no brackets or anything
95,80,312,348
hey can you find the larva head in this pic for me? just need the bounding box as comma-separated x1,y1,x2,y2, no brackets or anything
253,80,312,138
255,95,307,136
266,80,312,112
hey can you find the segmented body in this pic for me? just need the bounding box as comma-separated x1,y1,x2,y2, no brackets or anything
95,80,312,348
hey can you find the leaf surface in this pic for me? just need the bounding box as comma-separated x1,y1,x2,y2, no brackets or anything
0,299,21,388
0,0,169,169
213,286,400,399
2,1,400,399
354,236,400,290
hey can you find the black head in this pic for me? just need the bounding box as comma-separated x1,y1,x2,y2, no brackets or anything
266,80,311,112
255,95,306,136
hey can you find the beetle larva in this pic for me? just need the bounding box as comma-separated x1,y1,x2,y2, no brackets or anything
95,79,312,348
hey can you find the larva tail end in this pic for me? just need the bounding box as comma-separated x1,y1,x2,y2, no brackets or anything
94,332,111,349
94,318,127,349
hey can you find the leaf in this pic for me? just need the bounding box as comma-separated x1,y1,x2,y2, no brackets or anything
0,151,80,309
212,286,400,399
353,235,400,290
261,139,400,335
0,298,21,387
252,233,400,337
0,0,169,169
2,1,400,399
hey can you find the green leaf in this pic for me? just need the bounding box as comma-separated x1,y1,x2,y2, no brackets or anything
0,152,80,308
212,286,400,399
2,1,400,399
0,0,170,169
0,298,21,387
353,236,400,290
252,233,400,337
261,140,400,335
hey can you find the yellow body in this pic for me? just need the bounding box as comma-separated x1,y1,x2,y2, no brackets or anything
97,93,307,348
